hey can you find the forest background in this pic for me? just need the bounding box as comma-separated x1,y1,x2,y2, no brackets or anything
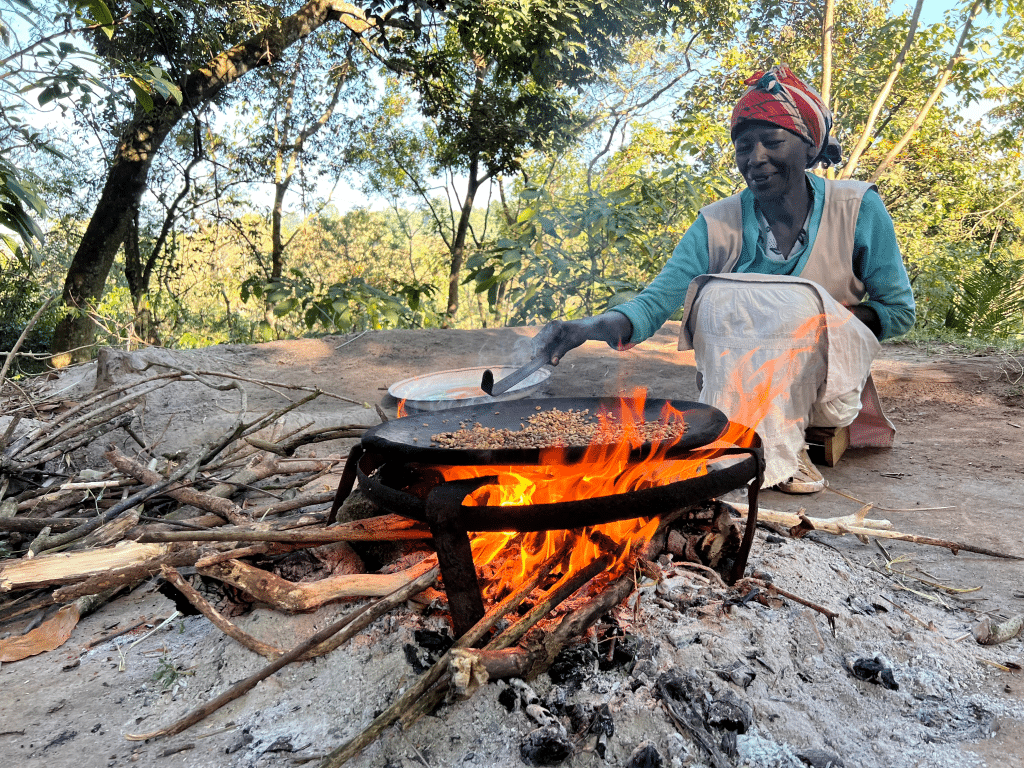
1,0,1022,373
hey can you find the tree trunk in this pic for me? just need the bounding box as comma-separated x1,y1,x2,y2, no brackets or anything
51,0,373,364
445,167,481,324
839,0,924,180
866,0,983,184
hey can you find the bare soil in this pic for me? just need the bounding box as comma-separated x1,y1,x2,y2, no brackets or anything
1,324,1022,768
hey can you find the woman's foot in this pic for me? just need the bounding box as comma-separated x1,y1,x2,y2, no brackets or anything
776,447,826,494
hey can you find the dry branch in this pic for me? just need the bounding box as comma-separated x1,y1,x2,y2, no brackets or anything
726,502,1023,560
0,542,170,592
199,555,438,611
137,514,432,545
161,566,284,658
125,563,441,742
105,447,248,525
203,456,339,500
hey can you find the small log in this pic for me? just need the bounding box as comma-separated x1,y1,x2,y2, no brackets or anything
67,508,141,551
0,517,92,534
203,457,340,500
726,501,1023,560
0,542,170,592
199,556,438,611
51,547,203,602
105,448,248,525
243,491,337,518
17,491,99,517
448,647,532,691
161,566,283,658
137,514,432,545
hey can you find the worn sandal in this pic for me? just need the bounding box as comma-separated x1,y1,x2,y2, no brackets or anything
776,447,826,494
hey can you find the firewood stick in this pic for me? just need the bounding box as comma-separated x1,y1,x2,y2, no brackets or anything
124,562,440,742
193,542,296,568
392,551,619,736
29,449,206,553
0,517,92,533
198,556,438,611
203,457,339,500
105,447,249,525
14,377,179,458
137,514,432,544
725,501,1023,560
200,388,321,468
489,553,614,651
8,412,136,471
0,541,171,592
440,515,681,686
161,566,284,658
244,491,337,518
392,518,680,739
51,547,204,602
318,549,567,768
737,577,840,627
244,426,369,457
29,401,138,456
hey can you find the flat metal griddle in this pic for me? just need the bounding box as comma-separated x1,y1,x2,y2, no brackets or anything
362,397,729,465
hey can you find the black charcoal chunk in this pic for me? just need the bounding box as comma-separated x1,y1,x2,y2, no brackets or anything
548,644,597,688
626,741,663,768
850,656,899,690
520,726,574,766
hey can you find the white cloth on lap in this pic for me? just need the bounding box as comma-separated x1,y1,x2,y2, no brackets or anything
686,274,883,488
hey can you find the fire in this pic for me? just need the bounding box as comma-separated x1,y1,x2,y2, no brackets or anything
433,388,756,596
409,313,824,602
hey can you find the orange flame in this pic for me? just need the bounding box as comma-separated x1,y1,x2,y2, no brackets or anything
436,388,753,597
424,314,826,601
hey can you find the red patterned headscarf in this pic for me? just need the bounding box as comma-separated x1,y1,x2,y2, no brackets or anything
730,65,842,168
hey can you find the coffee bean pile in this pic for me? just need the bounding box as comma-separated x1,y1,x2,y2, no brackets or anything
430,407,688,450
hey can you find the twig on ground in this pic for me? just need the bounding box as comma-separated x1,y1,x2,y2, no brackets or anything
106,447,248,525
725,501,1022,560
125,562,440,741
161,566,283,658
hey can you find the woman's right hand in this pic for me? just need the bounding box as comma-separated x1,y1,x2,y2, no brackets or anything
532,313,634,366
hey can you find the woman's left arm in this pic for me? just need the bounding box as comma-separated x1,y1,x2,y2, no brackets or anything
852,189,916,341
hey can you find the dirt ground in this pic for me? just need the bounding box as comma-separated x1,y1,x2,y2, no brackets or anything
1,323,1022,767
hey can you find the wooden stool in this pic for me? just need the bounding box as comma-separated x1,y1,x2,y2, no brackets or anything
805,425,850,467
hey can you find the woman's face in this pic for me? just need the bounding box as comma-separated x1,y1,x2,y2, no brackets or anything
734,122,815,204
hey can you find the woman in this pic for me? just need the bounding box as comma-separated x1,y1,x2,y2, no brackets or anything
534,65,916,493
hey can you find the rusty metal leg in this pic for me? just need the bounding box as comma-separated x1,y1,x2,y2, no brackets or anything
328,444,364,524
728,447,763,585
425,480,489,638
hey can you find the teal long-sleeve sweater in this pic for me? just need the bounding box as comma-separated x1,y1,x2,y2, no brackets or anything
611,173,916,344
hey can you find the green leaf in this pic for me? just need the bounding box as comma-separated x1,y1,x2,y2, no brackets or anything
87,0,114,26
128,79,153,112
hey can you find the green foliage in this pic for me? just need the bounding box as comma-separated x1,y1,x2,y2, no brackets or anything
468,163,727,324
942,255,1024,339
0,156,47,262
240,269,441,335
0,258,59,373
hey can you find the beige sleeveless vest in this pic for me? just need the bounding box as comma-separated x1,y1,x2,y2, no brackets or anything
699,178,875,306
